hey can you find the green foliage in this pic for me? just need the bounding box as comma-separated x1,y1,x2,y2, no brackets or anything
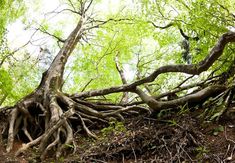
157,108,174,118
0,0,26,39
195,146,209,159
56,0,235,104
212,125,224,136
178,103,190,115
101,120,126,136
1,0,235,106
199,91,230,121
140,0,234,66
0,1,27,106
163,119,178,127
0,68,13,96
0,52,41,106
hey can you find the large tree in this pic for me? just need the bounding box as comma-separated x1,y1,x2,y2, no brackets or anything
1,0,235,160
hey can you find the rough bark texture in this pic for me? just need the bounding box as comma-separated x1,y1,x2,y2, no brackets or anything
5,13,86,160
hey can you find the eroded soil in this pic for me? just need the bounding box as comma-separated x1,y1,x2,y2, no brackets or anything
0,110,235,163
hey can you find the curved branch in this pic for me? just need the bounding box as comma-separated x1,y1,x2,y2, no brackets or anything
37,26,66,43
135,85,226,111
115,52,128,103
72,32,235,98
160,85,226,109
179,28,199,41
150,22,174,29
149,21,199,41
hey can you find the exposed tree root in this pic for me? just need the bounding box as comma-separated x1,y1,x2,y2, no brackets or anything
5,60,235,159
5,84,234,160
5,90,147,160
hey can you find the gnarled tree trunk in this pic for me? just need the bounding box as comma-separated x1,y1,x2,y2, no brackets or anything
6,13,86,159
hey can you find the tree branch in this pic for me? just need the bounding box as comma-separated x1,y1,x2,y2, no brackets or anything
114,52,128,103
179,28,199,41
150,21,174,29
72,32,235,98
38,26,66,43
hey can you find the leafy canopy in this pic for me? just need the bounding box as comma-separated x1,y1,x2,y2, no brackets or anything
2,0,235,104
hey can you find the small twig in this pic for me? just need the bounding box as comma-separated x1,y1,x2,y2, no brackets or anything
86,18,132,30
175,75,194,88
131,145,137,162
149,21,174,29
223,144,231,159
224,126,235,144
81,78,95,92
90,158,107,163
37,26,66,43
77,114,98,139
161,137,173,161
178,143,194,162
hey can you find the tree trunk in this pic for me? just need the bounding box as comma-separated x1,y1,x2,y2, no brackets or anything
6,14,86,159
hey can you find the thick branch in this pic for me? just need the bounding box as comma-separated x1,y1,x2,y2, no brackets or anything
39,15,85,91
72,32,235,98
135,85,226,111
38,26,66,43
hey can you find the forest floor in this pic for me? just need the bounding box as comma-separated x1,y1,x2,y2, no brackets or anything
0,108,235,163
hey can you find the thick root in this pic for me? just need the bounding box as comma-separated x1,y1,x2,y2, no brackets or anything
6,91,143,159
6,109,18,152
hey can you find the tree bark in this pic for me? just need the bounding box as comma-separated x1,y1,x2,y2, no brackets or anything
5,14,86,159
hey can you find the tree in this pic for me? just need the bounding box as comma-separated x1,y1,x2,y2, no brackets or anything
1,0,235,160
0,0,26,106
